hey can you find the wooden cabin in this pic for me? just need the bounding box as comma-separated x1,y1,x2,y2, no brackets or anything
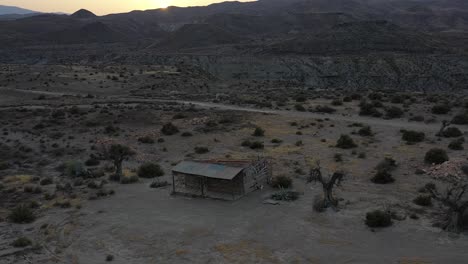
171,159,271,200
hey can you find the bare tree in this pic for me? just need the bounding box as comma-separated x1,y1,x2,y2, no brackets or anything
101,144,135,182
308,161,345,211
426,182,468,233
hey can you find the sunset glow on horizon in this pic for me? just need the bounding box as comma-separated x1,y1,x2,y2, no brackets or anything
0,0,254,15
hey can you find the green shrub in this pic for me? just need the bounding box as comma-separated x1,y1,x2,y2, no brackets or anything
358,126,373,137
385,106,404,119
431,104,451,115
138,136,155,144
0,162,10,170
359,102,382,117
331,99,343,106
371,170,395,184
64,161,87,177
401,130,425,143
314,105,336,114
294,104,306,112
336,135,357,149
249,141,264,150
181,132,193,137
365,210,392,228
11,237,32,248
271,138,283,144
241,140,252,147
194,147,209,154
8,205,36,224
448,138,464,150
138,163,164,178
451,112,468,125
424,148,449,164
270,191,300,201
442,127,463,138
253,127,265,137
271,176,292,189
413,195,432,207
161,122,179,135
85,157,100,166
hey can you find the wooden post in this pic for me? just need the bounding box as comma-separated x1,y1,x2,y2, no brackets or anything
172,173,176,194
201,176,205,197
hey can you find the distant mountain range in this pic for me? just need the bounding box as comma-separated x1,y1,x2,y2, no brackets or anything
0,5,37,15
1,0,468,91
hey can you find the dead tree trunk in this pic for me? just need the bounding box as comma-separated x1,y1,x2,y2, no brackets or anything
308,162,345,211
436,120,451,137
427,183,468,233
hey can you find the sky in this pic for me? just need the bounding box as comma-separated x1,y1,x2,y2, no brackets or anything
0,0,253,15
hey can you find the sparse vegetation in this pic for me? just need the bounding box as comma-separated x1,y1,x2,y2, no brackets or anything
424,148,449,164
336,135,357,149
8,205,36,224
365,210,392,228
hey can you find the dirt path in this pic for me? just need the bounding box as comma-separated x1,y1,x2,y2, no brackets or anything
0,87,445,131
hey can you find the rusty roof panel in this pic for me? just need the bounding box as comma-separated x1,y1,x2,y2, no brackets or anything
172,160,246,180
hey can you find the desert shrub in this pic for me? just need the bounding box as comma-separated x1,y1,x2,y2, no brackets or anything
442,127,463,138
64,161,87,177
11,237,32,248
391,95,404,104
314,105,336,114
372,157,397,184
120,175,139,184
104,125,119,135
431,104,450,115
385,106,404,119
173,113,187,119
138,136,155,144
249,141,264,150
359,102,382,117
331,99,343,106
336,135,357,149
358,126,373,137
23,185,41,194
253,127,265,137
413,195,432,207
451,112,468,125
462,165,468,176
270,191,300,201
138,163,164,178
8,205,36,224
365,210,392,228
0,162,10,170
271,138,283,144
194,146,209,154
181,132,193,137
295,95,307,102
448,138,464,150
150,181,170,188
85,157,100,166
424,148,449,164
40,177,53,186
271,176,292,189
241,140,252,147
294,104,306,112
106,255,114,262
161,122,179,135
409,115,424,122
401,130,425,143
371,170,395,184
334,153,343,162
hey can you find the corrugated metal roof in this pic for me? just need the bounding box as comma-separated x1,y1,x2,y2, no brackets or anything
172,160,246,180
